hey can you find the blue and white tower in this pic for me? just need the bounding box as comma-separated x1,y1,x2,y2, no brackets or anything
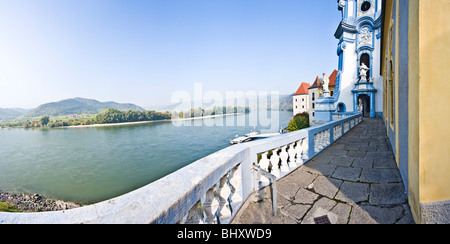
333,0,383,118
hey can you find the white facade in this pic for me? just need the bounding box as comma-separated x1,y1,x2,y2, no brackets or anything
293,94,309,116
308,88,320,124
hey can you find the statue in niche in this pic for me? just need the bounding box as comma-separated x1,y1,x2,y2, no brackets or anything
359,63,370,82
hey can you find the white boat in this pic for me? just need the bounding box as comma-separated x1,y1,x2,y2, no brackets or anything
230,130,281,145
230,136,252,145
244,131,260,137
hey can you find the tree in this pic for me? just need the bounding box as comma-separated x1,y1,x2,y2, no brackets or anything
39,116,50,127
286,112,310,132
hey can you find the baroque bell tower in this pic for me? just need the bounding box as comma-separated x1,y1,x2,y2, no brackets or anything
333,0,383,118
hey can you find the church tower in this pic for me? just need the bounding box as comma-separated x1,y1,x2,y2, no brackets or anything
334,0,383,118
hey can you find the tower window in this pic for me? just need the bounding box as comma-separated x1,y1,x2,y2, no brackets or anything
361,1,371,12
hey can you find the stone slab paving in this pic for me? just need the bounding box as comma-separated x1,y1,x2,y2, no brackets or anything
232,118,415,224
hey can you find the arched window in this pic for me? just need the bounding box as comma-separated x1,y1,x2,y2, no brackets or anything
389,60,394,126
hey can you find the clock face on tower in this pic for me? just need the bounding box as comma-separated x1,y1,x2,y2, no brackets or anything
361,1,371,12
357,0,375,17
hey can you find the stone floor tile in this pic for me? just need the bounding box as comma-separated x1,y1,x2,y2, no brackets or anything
282,204,311,222
360,168,402,183
373,158,398,169
331,167,361,182
335,181,369,204
346,150,367,158
350,204,404,224
301,197,337,224
312,176,342,199
330,203,352,224
352,157,373,169
330,155,354,167
370,183,407,205
293,188,320,204
300,160,337,176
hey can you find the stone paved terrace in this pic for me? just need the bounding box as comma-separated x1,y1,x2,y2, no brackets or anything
232,118,415,224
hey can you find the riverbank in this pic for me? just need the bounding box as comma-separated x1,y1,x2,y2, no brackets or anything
64,112,243,129
0,190,81,212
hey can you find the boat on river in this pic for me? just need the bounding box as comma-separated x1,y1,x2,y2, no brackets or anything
230,131,281,144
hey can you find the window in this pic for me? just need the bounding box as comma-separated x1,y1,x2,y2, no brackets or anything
312,103,315,109
389,60,394,126
312,93,315,101
302,105,304,109
295,99,297,102
302,98,304,102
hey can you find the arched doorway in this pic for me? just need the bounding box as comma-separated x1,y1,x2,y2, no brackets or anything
358,94,370,117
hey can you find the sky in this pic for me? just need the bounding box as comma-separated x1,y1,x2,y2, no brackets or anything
0,0,342,109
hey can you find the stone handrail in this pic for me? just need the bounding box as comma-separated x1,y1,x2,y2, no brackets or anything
0,113,362,224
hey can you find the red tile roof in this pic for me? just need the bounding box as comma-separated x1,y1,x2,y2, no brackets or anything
329,69,338,87
295,82,311,95
309,76,322,89
308,70,338,89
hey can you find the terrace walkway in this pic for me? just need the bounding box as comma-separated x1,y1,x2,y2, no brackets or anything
232,118,415,224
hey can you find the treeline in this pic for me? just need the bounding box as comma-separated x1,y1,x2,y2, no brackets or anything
94,108,172,124
0,106,249,128
95,106,249,124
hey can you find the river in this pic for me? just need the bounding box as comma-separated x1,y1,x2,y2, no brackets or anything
0,111,292,204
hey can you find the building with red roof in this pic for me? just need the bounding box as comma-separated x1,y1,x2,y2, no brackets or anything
293,82,311,116
292,70,339,122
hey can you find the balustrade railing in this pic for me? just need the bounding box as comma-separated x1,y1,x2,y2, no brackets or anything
0,113,362,224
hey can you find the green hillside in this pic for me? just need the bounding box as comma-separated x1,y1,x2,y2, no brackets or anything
21,97,145,118
0,108,24,122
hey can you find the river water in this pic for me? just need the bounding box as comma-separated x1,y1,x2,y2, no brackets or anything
0,111,292,204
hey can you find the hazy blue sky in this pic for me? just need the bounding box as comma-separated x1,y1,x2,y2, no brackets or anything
0,0,341,109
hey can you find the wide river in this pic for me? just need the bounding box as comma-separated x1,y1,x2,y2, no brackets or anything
0,111,292,204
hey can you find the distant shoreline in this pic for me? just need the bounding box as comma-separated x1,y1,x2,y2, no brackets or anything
64,113,243,129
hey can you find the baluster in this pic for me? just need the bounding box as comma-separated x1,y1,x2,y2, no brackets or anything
287,142,298,169
201,188,219,224
316,132,324,152
314,133,319,153
258,152,271,185
180,200,204,224
269,148,281,178
325,129,330,146
301,138,309,160
258,152,270,172
279,145,290,173
229,165,242,204
216,175,232,220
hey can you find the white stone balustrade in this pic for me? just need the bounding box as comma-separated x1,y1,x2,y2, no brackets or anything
0,113,362,224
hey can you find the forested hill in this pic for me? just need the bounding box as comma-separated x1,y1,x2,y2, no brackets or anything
21,97,145,118
0,108,24,122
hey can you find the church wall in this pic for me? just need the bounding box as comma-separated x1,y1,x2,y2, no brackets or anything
337,41,358,112
416,0,450,218
383,0,450,223
398,0,409,197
